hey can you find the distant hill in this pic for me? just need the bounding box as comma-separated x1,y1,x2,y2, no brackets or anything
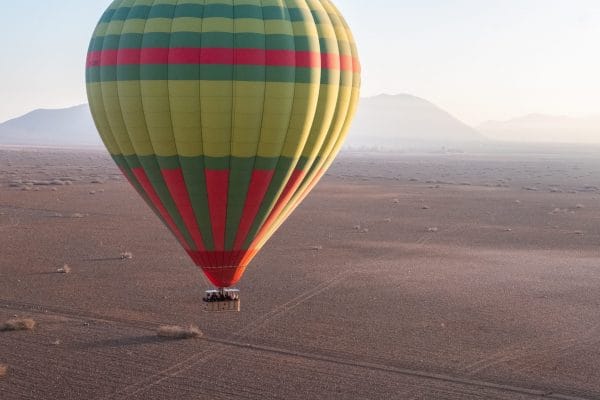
479,114,600,144
0,105,102,147
346,94,486,150
1,95,486,150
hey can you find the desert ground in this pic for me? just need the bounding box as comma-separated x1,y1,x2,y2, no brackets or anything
1,146,600,399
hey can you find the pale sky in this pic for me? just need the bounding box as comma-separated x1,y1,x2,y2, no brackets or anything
0,0,599,126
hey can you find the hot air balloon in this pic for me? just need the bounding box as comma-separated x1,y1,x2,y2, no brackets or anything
86,0,361,307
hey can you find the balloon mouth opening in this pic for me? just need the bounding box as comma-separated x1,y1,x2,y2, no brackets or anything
201,265,247,288
186,250,251,288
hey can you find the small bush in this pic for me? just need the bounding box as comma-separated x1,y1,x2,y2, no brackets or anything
157,324,202,339
57,264,71,274
0,318,36,332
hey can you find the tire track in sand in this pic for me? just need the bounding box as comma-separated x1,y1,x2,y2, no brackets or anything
103,271,351,399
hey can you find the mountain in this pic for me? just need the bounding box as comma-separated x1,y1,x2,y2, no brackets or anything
479,114,600,144
345,94,486,150
0,94,486,150
0,105,102,147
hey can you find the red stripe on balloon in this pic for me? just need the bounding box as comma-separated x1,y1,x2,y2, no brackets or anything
205,169,229,252
187,250,249,268
353,57,361,73
321,53,340,70
86,48,360,72
131,168,190,250
251,169,306,248
186,251,246,288
286,168,327,219
233,170,275,250
337,54,360,73
162,168,206,252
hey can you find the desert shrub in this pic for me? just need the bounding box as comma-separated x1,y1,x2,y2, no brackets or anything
157,324,202,339
0,318,36,332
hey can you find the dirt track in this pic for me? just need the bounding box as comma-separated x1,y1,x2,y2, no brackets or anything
1,148,600,399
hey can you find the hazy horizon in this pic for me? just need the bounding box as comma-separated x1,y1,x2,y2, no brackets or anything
1,1,599,134
2,92,599,129
4,93,600,149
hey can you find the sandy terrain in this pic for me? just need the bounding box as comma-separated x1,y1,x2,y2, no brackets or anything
1,147,600,399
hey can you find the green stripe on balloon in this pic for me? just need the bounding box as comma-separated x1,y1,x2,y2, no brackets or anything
138,156,197,251
100,4,337,25
89,33,348,54
242,157,297,249
119,155,306,171
118,155,315,252
224,158,254,251
242,154,321,250
121,154,313,252
179,156,215,251
112,155,146,196
112,155,185,246
86,65,357,86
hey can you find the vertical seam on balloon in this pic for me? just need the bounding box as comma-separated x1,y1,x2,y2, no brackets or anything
243,0,322,254
95,0,127,161
290,0,322,162
200,0,225,268
136,0,161,162
292,0,343,192
294,0,339,175
102,0,141,160
248,0,343,252
98,0,131,157
265,1,343,235
266,0,360,240
196,0,214,266
86,3,121,156
95,0,183,240
234,0,268,250
224,0,237,266
126,0,159,162
246,0,298,245
238,0,295,251
165,0,206,252
118,0,159,187
319,0,361,161
181,0,213,254
197,0,213,253
242,0,318,252
126,0,194,249
319,0,356,159
166,1,180,159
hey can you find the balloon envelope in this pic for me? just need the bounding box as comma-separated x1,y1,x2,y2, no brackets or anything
86,0,361,287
